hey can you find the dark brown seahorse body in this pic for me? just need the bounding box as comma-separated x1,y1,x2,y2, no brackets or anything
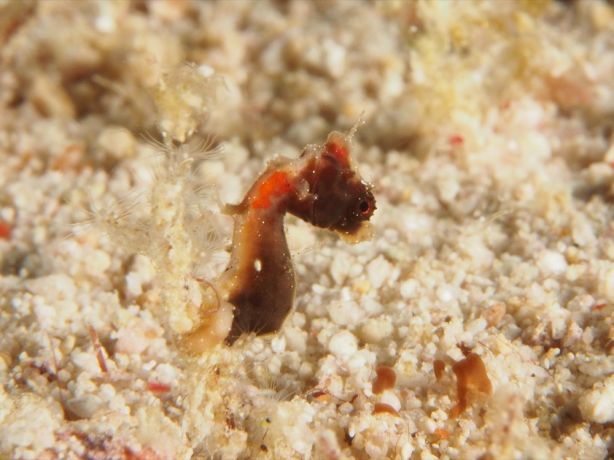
221,131,376,344
221,186,296,343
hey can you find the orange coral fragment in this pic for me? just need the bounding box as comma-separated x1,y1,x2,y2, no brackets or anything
251,171,293,209
373,402,400,417
434,428,450,440
433,360,446,381
449,353,492,418
372,366,396,394
308,388,331,403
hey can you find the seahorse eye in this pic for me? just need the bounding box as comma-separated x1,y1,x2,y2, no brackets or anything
356,191,375,219
358,199,371,215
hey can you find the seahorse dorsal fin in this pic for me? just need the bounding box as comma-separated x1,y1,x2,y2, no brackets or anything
325,131,351,167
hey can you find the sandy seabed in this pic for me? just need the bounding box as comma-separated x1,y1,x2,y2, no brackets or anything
0,1,613,459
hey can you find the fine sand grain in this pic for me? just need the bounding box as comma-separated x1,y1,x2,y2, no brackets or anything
1,1,613,459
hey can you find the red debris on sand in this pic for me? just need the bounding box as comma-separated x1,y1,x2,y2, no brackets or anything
434,428,450,440
0,221,11,240
449,352,492,418
448,135,464,147
372,366,396,394
87,325,109,374
373,402,400,417
308,388,331,402
147,381,171,394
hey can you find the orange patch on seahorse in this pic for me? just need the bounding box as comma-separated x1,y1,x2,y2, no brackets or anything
252,171,293,209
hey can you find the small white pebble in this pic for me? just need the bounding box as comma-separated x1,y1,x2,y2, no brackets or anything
312,284,326,294
367,256,392,290
599,267,614,302
538,250,567,276
125,272,144,298
331,253,351,284
349,263,363,277
578,377,614,423
155,363,177,383
400,442,415,459
328,330,358,359
466,318,487,335
380,391,401,411
85,250,111,277
421,450,439,460
346,351,368,373
97,126,135,160
291,312,306,328
95,14,115,32
581,327,595,345
328,300,363,327
99,383,116,399
322,38,346,78
267,355,282,375
338,402,354,414
360,317,393,344
71,351,102,374
58,369,71,383
271,335,286,353
423,417,437,434
198,64,215,78
284,327,307,353
436,284,455,303
299,362,313,378
572,218,596,247
66,395,102,419
26,274,76,301
400,279,417,299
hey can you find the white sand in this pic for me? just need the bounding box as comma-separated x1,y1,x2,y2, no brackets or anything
0,1,613,459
